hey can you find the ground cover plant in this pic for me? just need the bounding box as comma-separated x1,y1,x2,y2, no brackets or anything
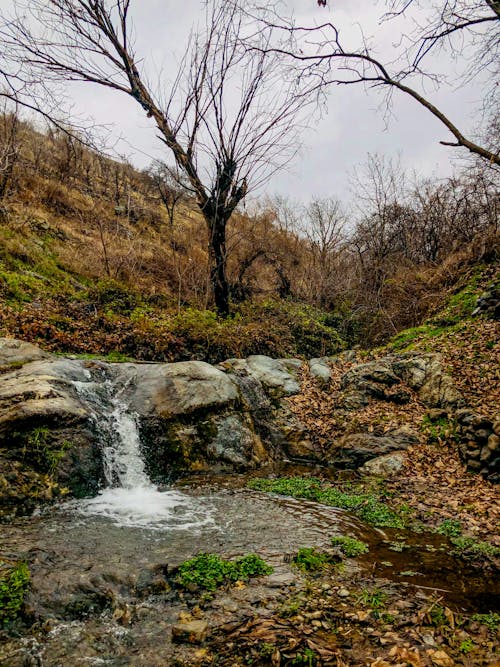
175,553,273,591
248,477,405,528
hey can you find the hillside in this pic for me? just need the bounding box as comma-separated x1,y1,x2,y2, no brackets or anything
0,114,498,365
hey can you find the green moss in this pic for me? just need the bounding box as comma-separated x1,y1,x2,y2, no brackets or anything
0,561,30,625
331,536,369,557
176,553,273,591
248,477,404,528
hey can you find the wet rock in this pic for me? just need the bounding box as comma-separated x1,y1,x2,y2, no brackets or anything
0,353,103,504
172,619,208,644
207,414,266,467
308,358,332,386
360,451,406,477
330,427,419,468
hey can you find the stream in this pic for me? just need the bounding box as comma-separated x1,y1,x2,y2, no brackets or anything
1,372,498,666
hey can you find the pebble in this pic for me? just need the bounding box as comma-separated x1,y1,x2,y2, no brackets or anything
338,588,350,598
172,620,208,645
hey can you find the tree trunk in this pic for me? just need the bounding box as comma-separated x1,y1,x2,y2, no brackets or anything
207,215,230,317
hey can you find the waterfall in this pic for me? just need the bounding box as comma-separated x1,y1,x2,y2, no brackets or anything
70,365,215,531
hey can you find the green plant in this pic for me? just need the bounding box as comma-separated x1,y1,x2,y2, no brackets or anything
331,536,369,557
429,605,449,627
355,588,387,610
292,648,317,666
21,427,72,476
279,595,305,618
450,537,500,559
175,553,273,592
259,642,276,659
471,612,500,632
293,547,338,572
436,519,463,537
248,477,404,529
0,561,30,625
385,540,409,552
458,638,475,654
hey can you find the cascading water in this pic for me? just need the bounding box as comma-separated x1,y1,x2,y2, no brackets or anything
69,366,215,530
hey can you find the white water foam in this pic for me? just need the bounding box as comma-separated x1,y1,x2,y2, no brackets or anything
74,487,216,531
71,370,216,531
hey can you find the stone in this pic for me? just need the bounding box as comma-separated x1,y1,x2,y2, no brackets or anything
0,338,50,371
0,356,103,498
330,427,419,468
172,620,208,644
341,360,400,389
360,451,406,477
338,588,350,598
207,414,266,467
488,434,500,451
221,355,301,398
308,358,332,386
480,446,491,463
114,361,239,418
392,353,462,408
339,390,369,411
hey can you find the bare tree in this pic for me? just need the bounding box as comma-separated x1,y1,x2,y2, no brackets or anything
1,0,315,315
149,162,188,229
253,0,499,164
0,101,20,200
303,197,346,308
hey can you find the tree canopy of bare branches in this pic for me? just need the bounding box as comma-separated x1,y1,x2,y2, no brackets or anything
253,0,499,165
0,0,317,315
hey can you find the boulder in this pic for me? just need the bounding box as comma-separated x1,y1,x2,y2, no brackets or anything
391,353,462,408
113,361,239,417
220,355,301,398
360,451,406,477
0,337,50,371
309,357,332,386
330,427,419,468
0,357,103,500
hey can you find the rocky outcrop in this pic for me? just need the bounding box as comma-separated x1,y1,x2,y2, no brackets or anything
329,427,420,469
0,338,50,371
0,341,309,511
0,355,103,503
220,355,301,398
339,353,463,410
456,409,500,482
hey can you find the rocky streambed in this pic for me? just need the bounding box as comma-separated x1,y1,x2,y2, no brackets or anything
1,473,499,666
1,338,499,665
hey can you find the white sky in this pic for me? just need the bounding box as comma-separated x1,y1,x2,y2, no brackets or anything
0,0,492,204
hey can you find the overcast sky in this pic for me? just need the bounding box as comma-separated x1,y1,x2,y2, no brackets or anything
0,0,492,205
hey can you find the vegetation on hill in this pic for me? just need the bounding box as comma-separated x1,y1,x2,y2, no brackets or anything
0,110,497,361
